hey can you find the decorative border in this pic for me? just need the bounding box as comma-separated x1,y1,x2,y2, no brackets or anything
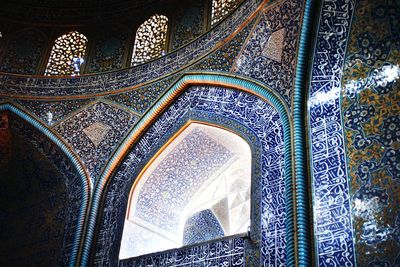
95,114,262,266
0,0,263,97
307,0,356,266
80,73,294,266
0,103,91,267
292,0,316,265
120,236,246,266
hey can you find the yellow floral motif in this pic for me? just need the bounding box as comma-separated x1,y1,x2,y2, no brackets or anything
341,0,400,265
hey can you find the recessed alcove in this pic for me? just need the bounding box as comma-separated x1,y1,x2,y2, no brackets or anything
119,122,251,259
0,128,68,266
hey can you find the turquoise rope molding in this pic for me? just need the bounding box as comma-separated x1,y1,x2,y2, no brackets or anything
80,73,295,266
293,0,317,266
0,103,91,267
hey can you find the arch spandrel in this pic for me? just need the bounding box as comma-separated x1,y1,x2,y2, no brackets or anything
87,74,293,267
0,103,90,267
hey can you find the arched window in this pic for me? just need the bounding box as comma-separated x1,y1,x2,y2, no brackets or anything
131,14,168,66
44,31,88,76
211,0,241,26
119,122,251,259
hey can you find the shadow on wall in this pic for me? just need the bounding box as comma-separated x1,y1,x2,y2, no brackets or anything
0,121,68,266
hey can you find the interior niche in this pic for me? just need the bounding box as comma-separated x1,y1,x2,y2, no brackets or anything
119,122,251,259
0,124,68,266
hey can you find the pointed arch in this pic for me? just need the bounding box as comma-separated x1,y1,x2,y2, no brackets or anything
45,31,88,76
131,14,168,66
211,0,242,26
0,103,91,267
82,73,295,266
119,121,252,258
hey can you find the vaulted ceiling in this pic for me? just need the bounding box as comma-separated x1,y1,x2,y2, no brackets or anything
0,0,173,25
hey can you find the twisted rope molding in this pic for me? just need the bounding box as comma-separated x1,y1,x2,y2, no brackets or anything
80,73,295,266
293,0,317,266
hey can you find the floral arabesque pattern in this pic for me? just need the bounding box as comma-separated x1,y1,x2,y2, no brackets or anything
0,30,46,74
55,101,138,182
93,86,286,266
233,0,303,109
88,27,129,73
15,98,93,126
341,0,400,265
106,75,178,115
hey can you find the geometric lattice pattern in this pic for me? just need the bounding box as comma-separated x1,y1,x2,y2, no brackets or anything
211,0,241,26
83,122,112,147
131,14,168,66
45,31,88,76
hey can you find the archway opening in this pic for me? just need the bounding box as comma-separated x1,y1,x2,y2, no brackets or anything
131,14,168,66
119,122,251,259
0,112,69,266
44,31,88,76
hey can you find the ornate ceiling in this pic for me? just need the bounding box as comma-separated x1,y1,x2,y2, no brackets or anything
6,0,161,8
0,0,171,25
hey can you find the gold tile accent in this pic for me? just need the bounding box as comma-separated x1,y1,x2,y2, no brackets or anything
262,28,285,62
83,121,111,147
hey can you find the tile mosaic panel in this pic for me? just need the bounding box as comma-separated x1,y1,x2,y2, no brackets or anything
233,0,303,109
341,0,400,265
189,18,256,72
134,128,233,233
93,86,286,266
15,98,93,126
83,122,112,147
262,28,285,63
183,209,225,246
7,114,83,266
119,237,245,267
54,101,138,181
0,29,46,75
0,132,68,267
0,0,262,97
170,0,207,50
105,75,178,115
88,26,129,73
0,0,178,24
308,0,356,266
